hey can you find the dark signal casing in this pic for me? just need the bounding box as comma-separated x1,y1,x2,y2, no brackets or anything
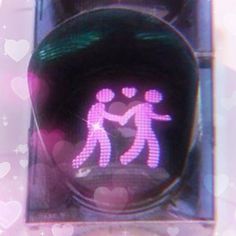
27,1,214,235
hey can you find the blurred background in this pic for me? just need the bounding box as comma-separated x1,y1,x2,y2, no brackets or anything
0,0,235,235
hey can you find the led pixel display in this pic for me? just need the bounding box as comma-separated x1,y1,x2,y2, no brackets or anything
72,88,171,169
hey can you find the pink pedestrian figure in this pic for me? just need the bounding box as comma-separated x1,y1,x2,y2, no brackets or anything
72,89,121,168
120,89,171,168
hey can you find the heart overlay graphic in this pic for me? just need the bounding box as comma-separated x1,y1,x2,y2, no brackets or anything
94,186,129,210
4,39,30,62
17,144,28,154
0,162,11,179
11,77,30,100
122,87,137,98
19,160,28,168
204,174,229,197
52,224,74,236
0,201,22,229
167,227,180,236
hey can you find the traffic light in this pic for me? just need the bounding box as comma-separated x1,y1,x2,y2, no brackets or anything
27,0,214,235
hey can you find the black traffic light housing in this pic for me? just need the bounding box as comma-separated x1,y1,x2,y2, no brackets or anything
27,0,214,235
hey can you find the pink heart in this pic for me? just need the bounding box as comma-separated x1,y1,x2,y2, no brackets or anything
0,162,11,179
167,227,180,236
122,87,137,98
108,102,127,115
94,186,128,211
52,224,74,236
11,76,30,100
4,39,30,62
118,127,136,137
31,129,65,155
108,101,141,115
28,73,49,104
53,140,75,161
0,201,22,229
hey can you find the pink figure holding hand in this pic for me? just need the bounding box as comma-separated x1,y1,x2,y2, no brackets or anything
72,89,121,168
120,89,171,168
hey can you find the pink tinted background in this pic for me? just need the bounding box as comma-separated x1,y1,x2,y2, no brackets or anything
0,0,236,235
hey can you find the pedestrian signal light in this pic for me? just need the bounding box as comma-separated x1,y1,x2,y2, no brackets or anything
27,2,214,235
